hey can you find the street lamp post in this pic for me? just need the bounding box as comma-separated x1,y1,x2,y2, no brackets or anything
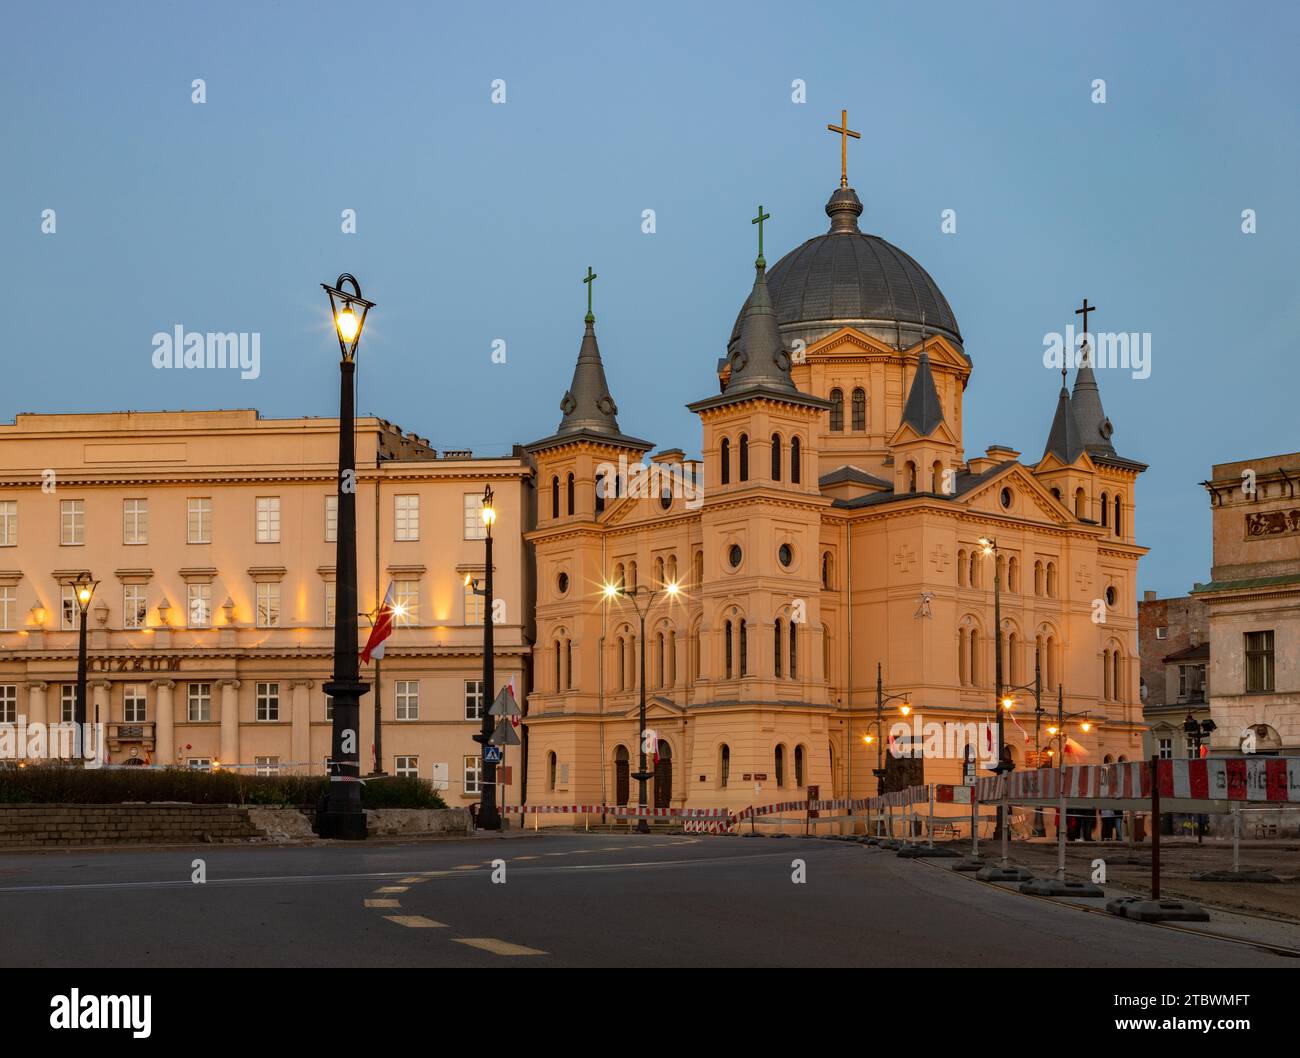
318,273,374,841
868,662,911,795
604,579,679,833
359,609,385,775
72,572,99,757
1003,654,1042,833
978,536,1013,838
469,484,500,831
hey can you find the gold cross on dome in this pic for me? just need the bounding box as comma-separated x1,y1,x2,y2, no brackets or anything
826,109,861,189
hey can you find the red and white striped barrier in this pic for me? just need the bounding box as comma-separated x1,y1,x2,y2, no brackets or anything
1160,757,1300,802
501,804,730,819
683,819,740,834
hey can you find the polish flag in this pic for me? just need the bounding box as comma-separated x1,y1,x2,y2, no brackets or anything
507,676,521,730
361,583,395,664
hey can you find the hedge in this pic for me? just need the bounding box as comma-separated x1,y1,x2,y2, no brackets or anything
0,763,447,809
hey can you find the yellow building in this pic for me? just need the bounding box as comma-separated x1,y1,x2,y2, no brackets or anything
0,409,533,812
524,170,1149,823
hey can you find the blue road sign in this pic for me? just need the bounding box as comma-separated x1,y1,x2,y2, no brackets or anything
483,745,503,764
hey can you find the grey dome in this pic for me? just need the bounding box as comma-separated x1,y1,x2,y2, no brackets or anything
727,187,963,357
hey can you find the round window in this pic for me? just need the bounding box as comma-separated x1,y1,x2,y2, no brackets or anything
1000,487,1013,510
728,544,743,569
778,544,794,568
557,572,570,595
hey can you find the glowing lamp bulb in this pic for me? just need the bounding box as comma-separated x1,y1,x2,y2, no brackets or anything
335,307,360,341
899,703,911,717
1080,721,1092,733
481,505,496,527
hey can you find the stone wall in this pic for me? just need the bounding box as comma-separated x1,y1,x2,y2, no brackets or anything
0,803,261,847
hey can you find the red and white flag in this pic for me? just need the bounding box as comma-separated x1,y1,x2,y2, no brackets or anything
507,675,521,730
361,583,396,664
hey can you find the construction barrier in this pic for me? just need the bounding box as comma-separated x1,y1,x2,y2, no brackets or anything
500,804,730,819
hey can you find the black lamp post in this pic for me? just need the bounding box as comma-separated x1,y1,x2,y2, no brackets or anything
318,273,374,841
870,661,911,796
1183,713,1216,843
469,484,500,831
1003,653,1042,832
604,578,679,833
978,536,1014,839
72,571,98,756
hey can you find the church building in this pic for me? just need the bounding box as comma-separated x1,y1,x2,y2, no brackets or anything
525,118,1150,822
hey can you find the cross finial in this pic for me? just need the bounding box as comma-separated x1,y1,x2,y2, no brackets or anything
751,204,771,268
583,266,597,323
826,108,861,189
1074,297,1097,369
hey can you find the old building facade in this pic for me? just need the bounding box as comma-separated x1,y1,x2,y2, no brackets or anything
523,172,1150,823
1137,589,1210,759
0,410,534,810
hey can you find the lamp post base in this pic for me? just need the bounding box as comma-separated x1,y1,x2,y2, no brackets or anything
317,810,369,841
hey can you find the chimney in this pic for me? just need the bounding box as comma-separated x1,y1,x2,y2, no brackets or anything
1143,590,1156,602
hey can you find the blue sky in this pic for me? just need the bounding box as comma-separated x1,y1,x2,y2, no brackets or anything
3,1,1297,598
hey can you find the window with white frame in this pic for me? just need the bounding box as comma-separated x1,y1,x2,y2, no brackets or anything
60,685,76,723
1158,737,1173,760
394,755,419,778
324,495,338,542
123,584,147,629
464,492,487,540
0,685,16,724
324,581,336,627
395,495,420,541
123,498,148,545
396,680,419,720
0,585,15,631
60,586,80,630
187,497,212,544
255,756,281,776
256,582,281,628
0,501,15,546
188,758,212,771
187,583,212,628
464,754,482,794
464,679,484,720
1155,626,1168,640
187,682,212,722
463,578,484,625
393,579,418,627
256,682,279,721
324,694,333,720
60,499,85,545
123,683,147,723
255,496,281,543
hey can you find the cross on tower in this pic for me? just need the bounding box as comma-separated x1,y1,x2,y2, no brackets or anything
1075,297,1097,369
751,204,771,267
583,266,597,323
826,108,861,189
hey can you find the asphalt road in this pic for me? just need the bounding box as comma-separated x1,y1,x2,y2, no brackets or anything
0,832,1294,967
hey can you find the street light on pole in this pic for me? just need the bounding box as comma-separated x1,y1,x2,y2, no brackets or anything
318,273,374,841
603,578,679,833
870,661,911,797
72,571,99,759
1183,712,1216,843
978,535,1014,839
469,483,501,830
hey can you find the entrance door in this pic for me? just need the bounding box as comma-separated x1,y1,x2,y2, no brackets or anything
653,741,672,808
614,746,630,805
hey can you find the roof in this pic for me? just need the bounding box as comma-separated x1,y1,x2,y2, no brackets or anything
1042,385,1087,464
899,349,945,436
1162,642,1209,664
819,465,892,489
830,459,1016,509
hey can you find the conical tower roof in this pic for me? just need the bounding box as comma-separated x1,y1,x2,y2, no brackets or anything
1043,384,1087,465
1070,357,1116,457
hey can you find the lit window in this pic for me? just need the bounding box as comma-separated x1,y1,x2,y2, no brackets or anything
123,498,149,545
464,492,487,540
255,497,281,543
396,680,420,720
256,682,280,721
60,499,85,545
60,586,79,630
395,495,420,541
256,582,281,628
187,498,212,544
393,579,419,626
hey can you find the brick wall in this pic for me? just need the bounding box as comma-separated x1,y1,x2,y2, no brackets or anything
0,804,261,847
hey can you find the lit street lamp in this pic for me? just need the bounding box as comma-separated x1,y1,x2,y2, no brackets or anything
72,572,99,752
318,273,374,841
869,662,911,796
468,483,501,830
603,578,680,833
978,535,1013,839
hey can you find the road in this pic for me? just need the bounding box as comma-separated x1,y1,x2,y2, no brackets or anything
0,832,1293,967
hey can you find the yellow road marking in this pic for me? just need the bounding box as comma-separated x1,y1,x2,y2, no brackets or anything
399,876,428,884
384,916,447,928
514,855,539,860
365,899,400,908
453,864,478,871
420,870,451,877
374,886,408,893
455,937,547,956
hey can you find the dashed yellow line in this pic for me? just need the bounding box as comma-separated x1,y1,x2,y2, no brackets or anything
514,855,540,861
364,898,400,908
384,916,447,929
374,886,409,893
453,864,478,871
455,937,547,956
399,876,429,884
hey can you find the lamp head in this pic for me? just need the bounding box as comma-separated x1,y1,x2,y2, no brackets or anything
899,702,911,717
665,581,680,598
480,483,495,526
321,273,374,362
1079,720,1092,733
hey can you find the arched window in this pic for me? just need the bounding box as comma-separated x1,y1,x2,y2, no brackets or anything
551,476,559,519
789,621,798,678
719,744,730,788
1101,492,1109,527
614,745,630,804
654,556,665,587
1046,634,1058,689
822,624,831,681
821,551,831,589
1074,488,1086,518
906,460,917,493
614,562,625,591
1114,495,1123,537
654,631,665,688
771,433,782,481
1034,560,1044,596
739,619,748,676
595,472,606,514
1103,647,1113,701
666,629,676,687
969,628,980,686
791,436,802,483
693,551,703,587
554,640,562,691
667,554,678,584
616,635,627,691
959,628,969,685
829,389,844,431
774,618,783,678
795,744,805,787
690,621,701,680
969,551,979,588
996,554,1005,589
565,639,572,689
548,751,557,791
932,461,943,493
1008,557,1020,593
851,388,866,431
1047,562,1058,598
739,434,749,481
775,744,786,787
958,549,967,587
628,561,637,591
567,472,575,515
720,437,731,485
1007,631,1020,685
724,620,734,679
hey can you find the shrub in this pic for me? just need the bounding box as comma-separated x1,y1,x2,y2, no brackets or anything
0,763,446,809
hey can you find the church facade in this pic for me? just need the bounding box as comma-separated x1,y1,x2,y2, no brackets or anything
523,162,1149,822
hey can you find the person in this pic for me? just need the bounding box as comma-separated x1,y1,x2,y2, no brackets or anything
1101,808,1117,841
